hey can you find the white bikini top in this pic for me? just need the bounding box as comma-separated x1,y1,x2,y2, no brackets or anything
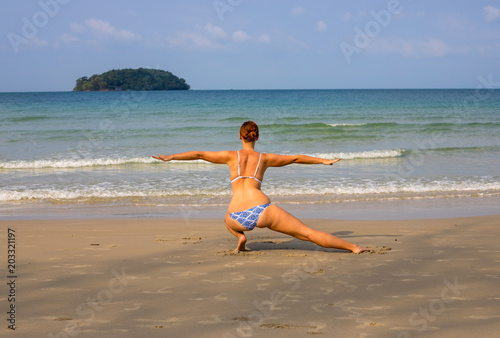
230,150,262,184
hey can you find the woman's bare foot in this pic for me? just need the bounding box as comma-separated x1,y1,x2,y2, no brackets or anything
224,214,248,251
352,245,369,254
235,235,247,251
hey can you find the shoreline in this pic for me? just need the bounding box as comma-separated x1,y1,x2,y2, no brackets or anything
2,195,499,221
1,214,499,336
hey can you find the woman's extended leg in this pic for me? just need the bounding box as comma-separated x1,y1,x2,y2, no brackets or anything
258,205,367,253
224,213,248,251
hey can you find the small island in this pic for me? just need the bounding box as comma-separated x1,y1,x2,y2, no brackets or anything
73,68,190,91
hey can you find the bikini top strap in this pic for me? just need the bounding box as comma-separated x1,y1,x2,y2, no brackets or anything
236,150,241,176
253,153,262,177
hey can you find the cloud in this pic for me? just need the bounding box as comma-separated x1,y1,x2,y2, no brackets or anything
70,22,87,34
232,30,250,43
484,6,500,22
166,31,224,49
164,23,271,49
317,21,327,32
437,13,470,34
479,41,500,56
257,34,271,44
204,23,228,40
368,37,452,58
84,19,142,41
286,35,310,50
292,6,305,16
26,37,49,50
59,33,79,44
4,36,50,53
166,24,229,49
342,12,352,21
406,38,450,58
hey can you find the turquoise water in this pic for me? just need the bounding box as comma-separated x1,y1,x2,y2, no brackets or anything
1,90,499,216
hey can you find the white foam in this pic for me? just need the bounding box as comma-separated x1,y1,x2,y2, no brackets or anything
0,157,216,169
0,150,403,169
266,179,500,196
312,149,405,160
2,178,499,202
327,123,367,127
0,157,158,169
0,186,229,202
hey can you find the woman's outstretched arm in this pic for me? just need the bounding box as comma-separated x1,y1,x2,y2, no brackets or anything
153,151,233,164
265,153,341,167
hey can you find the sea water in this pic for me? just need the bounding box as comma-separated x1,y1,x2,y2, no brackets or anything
1,89,499,218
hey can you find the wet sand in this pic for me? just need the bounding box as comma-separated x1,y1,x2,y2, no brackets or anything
1,215,499,337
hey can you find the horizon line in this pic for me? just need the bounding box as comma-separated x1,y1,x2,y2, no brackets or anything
0,87,492,94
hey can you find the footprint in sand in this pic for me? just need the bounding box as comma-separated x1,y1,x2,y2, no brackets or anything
181,237,203,244
366,283,383,291
256,283,270,291
257,274,272,280
320,287,334,295
311,303,328,313
157,287,173,294
214,293,228,301
307,321,327,334
198,315,221,325
361,246,392,254
391,269,413,277
123,303,142,311
216,249,266,256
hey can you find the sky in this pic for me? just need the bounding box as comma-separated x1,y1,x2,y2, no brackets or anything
1,0,500,91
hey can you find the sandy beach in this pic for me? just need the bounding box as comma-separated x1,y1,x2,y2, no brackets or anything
1,214,500,337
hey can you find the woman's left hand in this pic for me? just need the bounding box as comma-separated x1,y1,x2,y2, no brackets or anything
152,154,173,162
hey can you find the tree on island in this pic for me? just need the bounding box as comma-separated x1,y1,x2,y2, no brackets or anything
73,68,190,91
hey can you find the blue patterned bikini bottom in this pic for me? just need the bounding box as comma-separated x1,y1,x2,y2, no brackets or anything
229,203,271,231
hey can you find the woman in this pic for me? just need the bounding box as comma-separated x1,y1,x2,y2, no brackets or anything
153,121,367,254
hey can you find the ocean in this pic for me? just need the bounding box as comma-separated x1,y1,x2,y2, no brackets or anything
1,89,499,219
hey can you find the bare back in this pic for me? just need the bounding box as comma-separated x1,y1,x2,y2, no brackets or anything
228,150,270,213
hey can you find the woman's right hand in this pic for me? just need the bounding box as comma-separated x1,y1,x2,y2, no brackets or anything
323,158,341,165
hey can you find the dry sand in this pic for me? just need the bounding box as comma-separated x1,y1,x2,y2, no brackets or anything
1,215,499,337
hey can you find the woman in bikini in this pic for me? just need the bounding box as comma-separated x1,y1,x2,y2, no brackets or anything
153,121,367,254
